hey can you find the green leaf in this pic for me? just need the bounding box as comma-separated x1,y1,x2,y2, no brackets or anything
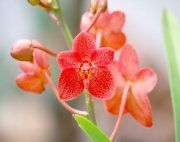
73,115,111,142
163,10,180,142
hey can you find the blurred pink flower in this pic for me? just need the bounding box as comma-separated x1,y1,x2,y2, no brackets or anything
57,32,115,101
16,42,50,93
81,10,126,50
105,44,157,127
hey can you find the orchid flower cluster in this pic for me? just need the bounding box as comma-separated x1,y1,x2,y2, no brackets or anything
10,0,158,141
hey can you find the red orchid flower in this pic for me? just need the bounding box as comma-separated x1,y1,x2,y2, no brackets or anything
81,10,125,50
105,44,157,127
16,41,50,93
57,32,115,101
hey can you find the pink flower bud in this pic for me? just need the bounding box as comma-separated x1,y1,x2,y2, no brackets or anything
11,39,33,62
90,0,107,14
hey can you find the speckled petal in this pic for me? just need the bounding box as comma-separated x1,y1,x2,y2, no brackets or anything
57,51,81,69
58,68,84,101
89,67,115,100
73,32,96,61
91,48,114,66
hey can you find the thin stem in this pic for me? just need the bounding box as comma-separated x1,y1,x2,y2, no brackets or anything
96,31,102,48
53,0,73,49
85,7,103,32
47,11,59,25
110,82,131,142
84,90,97,125
44,71,88,116
32,44,57,57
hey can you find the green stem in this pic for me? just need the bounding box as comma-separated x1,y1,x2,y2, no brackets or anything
84,90,97,125
53,0,73,49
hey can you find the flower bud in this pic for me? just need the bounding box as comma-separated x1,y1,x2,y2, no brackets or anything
27,0,40,6
39,0,53,9
90,0,107,14
27,0,53,10
11,39,34,62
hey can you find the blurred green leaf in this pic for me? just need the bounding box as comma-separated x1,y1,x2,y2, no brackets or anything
163,10,180,142
73,115,110,142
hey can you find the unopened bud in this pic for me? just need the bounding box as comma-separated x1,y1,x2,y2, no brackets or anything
39,0,53,9
27,0,53,10
11,39,33,62
90,0,107,14
27,0,40,6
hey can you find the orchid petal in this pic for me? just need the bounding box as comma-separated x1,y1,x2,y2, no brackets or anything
89,67,115,100
126,93,152,127
105,87,126,115
19,61,40,74
119,44,140,80
58,68,84,101
109,11,125,32
34,48,50,69
80,12,93,31
57,51,81,69
96,11,109,29
16,73,45,93
102,32,126,50
91,48,114,66
73,32,96,61
108,61,125,86
132,68,158,95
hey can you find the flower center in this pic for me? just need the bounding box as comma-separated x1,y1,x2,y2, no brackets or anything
79,61,94,80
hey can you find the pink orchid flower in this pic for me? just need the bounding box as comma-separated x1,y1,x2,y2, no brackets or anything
57,32,115,101
81,10,125,50
16,41,50,93
105,44,157,127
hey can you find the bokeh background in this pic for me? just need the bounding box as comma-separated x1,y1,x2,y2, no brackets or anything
0,0,180,142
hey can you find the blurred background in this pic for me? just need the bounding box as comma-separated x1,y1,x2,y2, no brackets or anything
0,0,180,142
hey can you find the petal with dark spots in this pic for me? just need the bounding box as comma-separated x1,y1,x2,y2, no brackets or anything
57,51,81,69
89,67,115,100
73,32,96,61
91,48,114,66
58,68,84,101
